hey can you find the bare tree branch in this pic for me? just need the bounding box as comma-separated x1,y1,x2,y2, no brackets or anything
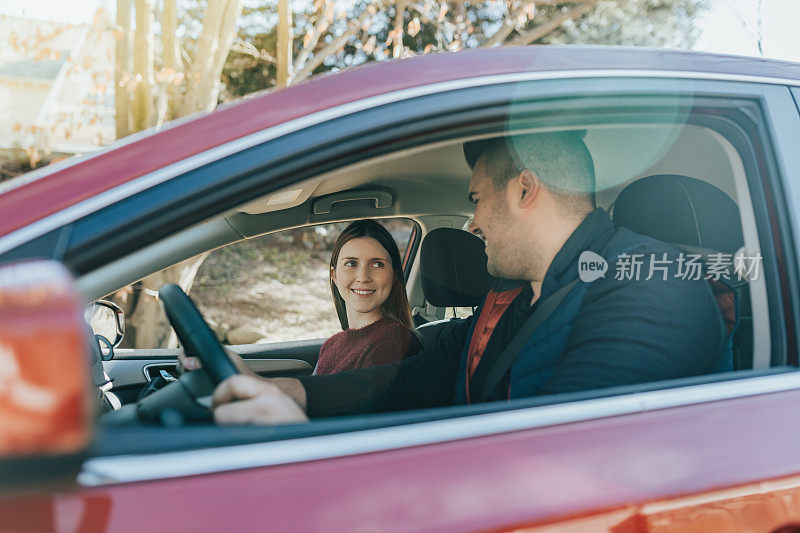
508,0,598,46
483,0,525,48
756,0,763,56
293,2,332,74
232,38,275,63
289,0,389,85
724,2,756,42
453,0,469,49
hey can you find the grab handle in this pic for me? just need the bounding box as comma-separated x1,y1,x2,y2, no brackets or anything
313,189,393,215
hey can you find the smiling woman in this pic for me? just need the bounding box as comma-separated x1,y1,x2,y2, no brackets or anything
316,219,422,375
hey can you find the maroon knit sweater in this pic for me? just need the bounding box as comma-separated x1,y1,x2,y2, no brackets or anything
314,317,423,375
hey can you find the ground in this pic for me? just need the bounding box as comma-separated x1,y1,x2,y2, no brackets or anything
191,232,342,344
112,219,416,348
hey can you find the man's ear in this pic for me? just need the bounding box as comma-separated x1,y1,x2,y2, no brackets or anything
517,169,540,208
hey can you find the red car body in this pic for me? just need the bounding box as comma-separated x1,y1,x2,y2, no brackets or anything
3,46,800,532
8,391,800,531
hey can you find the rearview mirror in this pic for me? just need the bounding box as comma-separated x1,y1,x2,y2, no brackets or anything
84,299,124,347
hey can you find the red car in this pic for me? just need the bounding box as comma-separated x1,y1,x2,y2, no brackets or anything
3,46,800,531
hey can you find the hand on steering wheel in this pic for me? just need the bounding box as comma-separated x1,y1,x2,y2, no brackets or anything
133,284,239,424
159,284,238,384
178,347,201,372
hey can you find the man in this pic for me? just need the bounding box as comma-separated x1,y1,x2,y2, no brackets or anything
211,132,727,425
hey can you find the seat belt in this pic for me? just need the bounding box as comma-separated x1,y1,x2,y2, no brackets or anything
470,278,580,404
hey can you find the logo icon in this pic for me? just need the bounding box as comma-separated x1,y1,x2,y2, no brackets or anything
578,251,607,282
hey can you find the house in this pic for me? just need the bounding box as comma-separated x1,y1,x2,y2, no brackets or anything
0,8,115,156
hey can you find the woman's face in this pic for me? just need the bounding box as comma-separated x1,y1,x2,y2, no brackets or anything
332,237,395,327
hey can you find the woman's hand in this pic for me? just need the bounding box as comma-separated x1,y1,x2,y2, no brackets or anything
177,346,201,372
212,375,309,425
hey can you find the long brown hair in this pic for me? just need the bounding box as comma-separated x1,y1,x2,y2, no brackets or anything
329,219,415,331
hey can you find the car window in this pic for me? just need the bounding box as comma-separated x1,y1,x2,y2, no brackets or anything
76,77,793,479
111,219,416,348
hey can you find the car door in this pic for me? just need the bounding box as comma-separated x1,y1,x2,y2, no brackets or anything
78,77,800,530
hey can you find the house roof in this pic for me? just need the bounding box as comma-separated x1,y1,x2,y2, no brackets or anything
0,58,67,80
0,15,80,82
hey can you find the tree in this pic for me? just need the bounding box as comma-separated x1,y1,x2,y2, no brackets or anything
112,0,243,348
221,0,707,101
1,10,117,182
116,0,244,132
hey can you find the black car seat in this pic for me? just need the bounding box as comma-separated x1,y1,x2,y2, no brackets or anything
416,227,495,348
611,174,751,369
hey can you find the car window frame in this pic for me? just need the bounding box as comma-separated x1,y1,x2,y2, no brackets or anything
66,80,793,367
2,74,798,477
76,80,797,390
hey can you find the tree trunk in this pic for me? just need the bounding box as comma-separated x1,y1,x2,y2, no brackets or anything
128,271,172,348
118,252,212,349
205,0,244,111
115,0,133,139
276,0,292,86
186,0,226,113
162,0,183,121
393,0,406,58
132,0,154,132
119,0,245,348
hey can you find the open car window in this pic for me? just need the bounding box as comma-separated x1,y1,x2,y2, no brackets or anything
52,74,795,485
107,219,417,349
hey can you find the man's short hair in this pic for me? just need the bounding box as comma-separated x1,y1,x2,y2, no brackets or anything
464,132,596,215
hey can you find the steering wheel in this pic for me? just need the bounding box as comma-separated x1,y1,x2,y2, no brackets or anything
128,284,239,424
158,284,239,384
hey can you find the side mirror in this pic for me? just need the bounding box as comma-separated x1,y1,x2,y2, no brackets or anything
0,260,93,490
84,299,125,348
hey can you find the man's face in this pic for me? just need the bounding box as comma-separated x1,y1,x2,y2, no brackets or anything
469,157,520,279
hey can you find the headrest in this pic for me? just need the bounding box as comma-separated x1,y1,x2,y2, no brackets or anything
420,228,494,307
612,174,744,254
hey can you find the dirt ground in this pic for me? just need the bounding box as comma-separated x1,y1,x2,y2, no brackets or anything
191,248,342,343
182,220,415,345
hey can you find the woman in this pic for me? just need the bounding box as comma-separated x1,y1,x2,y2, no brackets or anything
314,219,422,374
180,219,421,375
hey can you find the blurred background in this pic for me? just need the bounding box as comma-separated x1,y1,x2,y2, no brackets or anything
0,0,794,347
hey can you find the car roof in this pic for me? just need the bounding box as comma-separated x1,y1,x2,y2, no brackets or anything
1,45,799,239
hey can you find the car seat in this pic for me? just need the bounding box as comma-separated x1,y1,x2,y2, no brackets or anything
612,174,751,369
415,227,495,348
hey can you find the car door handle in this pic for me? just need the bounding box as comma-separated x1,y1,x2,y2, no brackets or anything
143,364,179,382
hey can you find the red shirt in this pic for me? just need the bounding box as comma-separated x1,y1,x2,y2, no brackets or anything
314,317,422,375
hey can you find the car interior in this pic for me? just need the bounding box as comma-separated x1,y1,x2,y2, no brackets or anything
74,111,785,459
